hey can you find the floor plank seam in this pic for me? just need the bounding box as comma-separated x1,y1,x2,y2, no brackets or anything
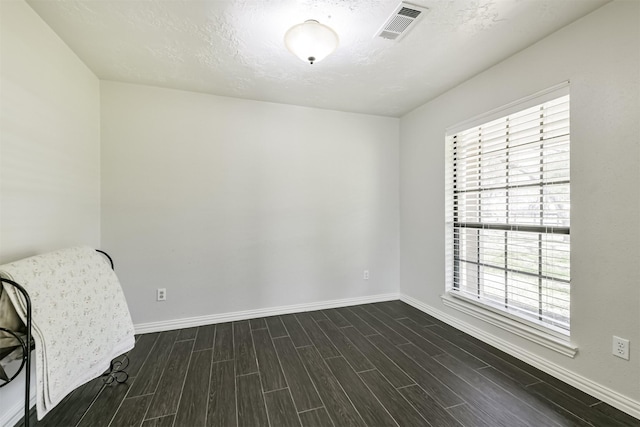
131,391,156,398
201,341,215,427
444,402,466,409
142,338,192,424
320,354,369,426
358,334,419,391
394,384,414,391
236,371,260,378
233,343,239,427
296,406,326,414
324,355,343,361
359,367,415,427
262,386,290,394
275,335,307,427
144,412,177,421
105,385,131,427
73,381,108,427
166,343,196,427
249,324,272,427
293,345,333,423
212,357,234,363
355,368,376,374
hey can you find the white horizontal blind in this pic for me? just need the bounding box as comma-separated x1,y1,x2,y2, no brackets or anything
446,92,570,333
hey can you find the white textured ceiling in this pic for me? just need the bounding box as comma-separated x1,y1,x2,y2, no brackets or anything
27,0,609,117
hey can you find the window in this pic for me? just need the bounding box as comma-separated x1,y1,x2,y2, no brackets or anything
445,85,570,335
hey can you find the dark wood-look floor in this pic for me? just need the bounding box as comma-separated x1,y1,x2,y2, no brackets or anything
16,301,639,427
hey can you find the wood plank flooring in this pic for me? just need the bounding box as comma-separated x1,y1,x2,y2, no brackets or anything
16,301,639,427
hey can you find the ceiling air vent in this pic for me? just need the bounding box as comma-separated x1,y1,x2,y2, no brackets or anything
375,2,428,41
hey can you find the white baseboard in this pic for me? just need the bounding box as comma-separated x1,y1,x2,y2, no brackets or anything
134,292,400,334
400,293,640,420
2,387,35,427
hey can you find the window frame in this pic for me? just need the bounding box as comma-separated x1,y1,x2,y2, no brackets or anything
444,82,576,355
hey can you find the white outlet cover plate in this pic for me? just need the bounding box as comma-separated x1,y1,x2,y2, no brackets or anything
613,336,630,360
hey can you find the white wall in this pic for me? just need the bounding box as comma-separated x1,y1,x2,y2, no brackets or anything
400,0,639,411
0,0,101,422
101,81,399,325
0,0,101,261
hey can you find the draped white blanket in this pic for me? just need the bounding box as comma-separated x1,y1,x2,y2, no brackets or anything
0,247,135,419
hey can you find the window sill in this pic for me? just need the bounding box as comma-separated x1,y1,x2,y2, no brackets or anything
441,292,578,358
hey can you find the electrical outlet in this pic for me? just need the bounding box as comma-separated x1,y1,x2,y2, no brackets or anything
363,270,369,280
612,336,629,360
157,288,167,302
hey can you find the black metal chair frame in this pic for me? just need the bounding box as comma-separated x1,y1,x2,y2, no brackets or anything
0,276,32,427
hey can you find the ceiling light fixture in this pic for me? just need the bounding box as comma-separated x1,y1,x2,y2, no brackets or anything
284,20,339,65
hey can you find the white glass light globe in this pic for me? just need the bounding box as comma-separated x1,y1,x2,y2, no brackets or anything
284,20,339,64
